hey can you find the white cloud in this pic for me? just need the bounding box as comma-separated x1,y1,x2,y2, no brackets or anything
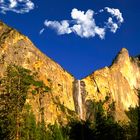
103,7,124,33
94,27,105,39
0,0,34,14
106,17,119,33
105,7,124,23
44,8,105,39
9,0,17,8
42,7,124,39
45,20,72,35
70,8,105,38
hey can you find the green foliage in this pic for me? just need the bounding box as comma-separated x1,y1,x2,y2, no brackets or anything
93,115,126,140
67,120,93,140
50,123,64,140
33,80,44,87
126,106,139,127
20,104,37,140
32,80,51,95
0,64,51,140
44,86,51,92
31,90,37,95
91,98,126,140
35,121,48,140
0,65,35,140
124,90,140,140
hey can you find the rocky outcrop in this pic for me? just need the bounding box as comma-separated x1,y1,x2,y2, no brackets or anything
0,21,139,123
82,48,140,121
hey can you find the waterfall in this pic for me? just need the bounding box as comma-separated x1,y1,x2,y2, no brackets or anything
77,80,83,120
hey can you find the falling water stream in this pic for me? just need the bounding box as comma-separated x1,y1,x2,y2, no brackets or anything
77,80,83,120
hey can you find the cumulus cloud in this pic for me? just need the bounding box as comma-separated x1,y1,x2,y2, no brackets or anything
105,7,124,23
43,8,105,39
106,17,119,33
70,8,105,38
41,7,124,39
45,20,72,35
104,7,124,33
0,0,34,14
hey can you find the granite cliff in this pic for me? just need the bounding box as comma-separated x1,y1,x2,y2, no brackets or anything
0,21,139,124
82,48,140,121
0,21,75,125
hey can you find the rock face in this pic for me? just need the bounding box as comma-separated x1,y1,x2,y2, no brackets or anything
0,21,140,123
0,21,75,124
82,48,140,120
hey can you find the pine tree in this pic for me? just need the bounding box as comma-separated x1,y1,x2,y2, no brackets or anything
0,65,35,140
20,104,37,140
49,122,65,140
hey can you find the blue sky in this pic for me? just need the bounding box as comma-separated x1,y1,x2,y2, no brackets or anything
0,0,140,79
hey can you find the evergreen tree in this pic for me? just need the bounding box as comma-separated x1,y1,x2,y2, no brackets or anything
0,65,35,140
49,122,67,140
20,104,37,140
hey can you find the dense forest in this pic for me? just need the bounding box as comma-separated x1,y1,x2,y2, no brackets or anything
0,65,140,140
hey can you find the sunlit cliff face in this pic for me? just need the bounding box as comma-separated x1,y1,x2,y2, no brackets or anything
0,21,76,125
0,21,139,123
83,48,140,121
